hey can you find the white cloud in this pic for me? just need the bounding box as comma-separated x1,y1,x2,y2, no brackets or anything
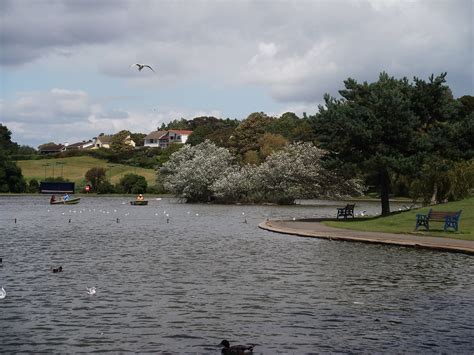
1,88,222,146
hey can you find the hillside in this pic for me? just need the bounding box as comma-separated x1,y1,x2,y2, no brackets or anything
16,156,157,186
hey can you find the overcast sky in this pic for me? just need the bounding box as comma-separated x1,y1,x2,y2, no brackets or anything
0,0,472,147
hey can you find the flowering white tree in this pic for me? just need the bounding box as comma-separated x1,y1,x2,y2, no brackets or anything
161,140,234,202
252,142,364,203
162,141,363,204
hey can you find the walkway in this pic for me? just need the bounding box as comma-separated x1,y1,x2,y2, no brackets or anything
259,219,474,255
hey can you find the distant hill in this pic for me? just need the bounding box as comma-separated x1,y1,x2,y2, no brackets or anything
16,156,157,186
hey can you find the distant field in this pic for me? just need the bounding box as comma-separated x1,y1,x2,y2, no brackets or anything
16,156,157,186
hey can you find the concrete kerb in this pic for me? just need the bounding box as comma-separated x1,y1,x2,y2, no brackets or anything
259,218,474,255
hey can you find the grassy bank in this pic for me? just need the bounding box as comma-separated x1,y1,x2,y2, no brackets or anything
16,156,157,186
325,197,473,241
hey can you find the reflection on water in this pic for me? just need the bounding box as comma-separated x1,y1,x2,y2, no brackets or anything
0,196,473,353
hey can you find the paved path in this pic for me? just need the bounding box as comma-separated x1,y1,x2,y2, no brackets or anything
259,219,474,255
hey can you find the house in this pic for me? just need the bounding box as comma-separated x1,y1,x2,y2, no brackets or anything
93,134,114,149
65,140,94,150
92,134,136,149
38,143,66,154
144,130,193,148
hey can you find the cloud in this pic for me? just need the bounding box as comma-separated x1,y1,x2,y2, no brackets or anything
1,87,222,146
1,0,472,137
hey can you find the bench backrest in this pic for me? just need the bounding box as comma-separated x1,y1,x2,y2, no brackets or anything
428,209,462,220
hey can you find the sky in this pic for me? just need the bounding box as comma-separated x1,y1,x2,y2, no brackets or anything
0,0,472,148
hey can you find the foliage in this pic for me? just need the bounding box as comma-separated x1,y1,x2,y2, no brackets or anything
0,124,26,192
0,158,26,192
130,133,146,147
96,180,116,194
118,173,148,194
162,140,363,204
258,133,289,159
313,72,466,215
229,112,274,155
162,140,235,202
85,167,107,191
111,130,134,152
27,179,40,193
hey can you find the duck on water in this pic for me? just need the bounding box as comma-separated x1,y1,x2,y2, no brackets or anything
219,340,255,354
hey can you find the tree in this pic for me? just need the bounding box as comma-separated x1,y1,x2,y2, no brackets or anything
314,73,420,215
0,124,25,192
212,142,363,204
111,130,134,152
118,173,147,194
85,167,107,191
229,112,274,155
258,133,289,159
161,140,234,202
130,133,146,147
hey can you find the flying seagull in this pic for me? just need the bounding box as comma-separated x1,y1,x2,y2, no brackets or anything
0,287,6,299
86,287,96,295
131,63,155,72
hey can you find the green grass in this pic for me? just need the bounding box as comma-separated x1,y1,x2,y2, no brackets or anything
325,196,474,241
16,156,157,186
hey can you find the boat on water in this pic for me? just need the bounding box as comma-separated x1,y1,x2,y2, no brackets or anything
130,200,148,206
50,197,81,205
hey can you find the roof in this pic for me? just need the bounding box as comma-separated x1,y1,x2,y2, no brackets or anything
39,143,65,152
144,130,168,140
67,140,93,148
169,130,193,135
96,135,113,143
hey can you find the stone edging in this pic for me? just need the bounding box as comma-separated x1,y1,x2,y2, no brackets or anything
258,219,474,255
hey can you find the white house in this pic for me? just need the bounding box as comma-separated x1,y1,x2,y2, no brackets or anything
92,134,136,149
144,130,193,148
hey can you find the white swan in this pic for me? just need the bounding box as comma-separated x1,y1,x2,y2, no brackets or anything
0,287,6,299
86,287,96,295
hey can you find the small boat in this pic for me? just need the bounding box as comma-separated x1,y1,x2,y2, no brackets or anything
50,197,81,205
130,200,148,206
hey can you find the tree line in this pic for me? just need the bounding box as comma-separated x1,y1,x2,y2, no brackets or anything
1,72,473,214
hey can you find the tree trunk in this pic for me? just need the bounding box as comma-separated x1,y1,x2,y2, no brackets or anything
380,170,391,216
430,182,438,205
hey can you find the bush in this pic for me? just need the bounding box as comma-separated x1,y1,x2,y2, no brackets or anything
118,173,147,194
27,179,40,193
96,180,116,194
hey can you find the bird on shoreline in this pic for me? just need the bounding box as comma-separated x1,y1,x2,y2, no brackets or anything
219,340,255,354
131,63,155,72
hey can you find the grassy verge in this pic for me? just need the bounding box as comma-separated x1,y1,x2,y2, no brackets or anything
324,196,473,241
16,156,157,186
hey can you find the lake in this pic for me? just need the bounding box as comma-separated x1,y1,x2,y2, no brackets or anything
0,196,473,353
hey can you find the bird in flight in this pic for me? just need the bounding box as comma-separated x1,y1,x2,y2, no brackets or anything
0,287,6,299
131,63,155,72
86,287,97,295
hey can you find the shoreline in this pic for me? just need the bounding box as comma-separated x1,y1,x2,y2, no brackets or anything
259,218,474,255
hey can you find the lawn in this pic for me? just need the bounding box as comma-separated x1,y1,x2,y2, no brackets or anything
16,156,157,186
325,196,474,241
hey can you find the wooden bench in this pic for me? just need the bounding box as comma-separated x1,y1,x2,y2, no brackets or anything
337,204,355,219
415,209,462,232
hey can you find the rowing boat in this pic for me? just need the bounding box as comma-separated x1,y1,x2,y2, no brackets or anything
50,197,81,205
130,200,148,206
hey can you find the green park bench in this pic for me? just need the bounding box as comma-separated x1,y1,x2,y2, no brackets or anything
415,209,462,232
336,204,355,219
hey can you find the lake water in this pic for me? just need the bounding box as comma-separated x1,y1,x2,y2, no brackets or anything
0,196,473,353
